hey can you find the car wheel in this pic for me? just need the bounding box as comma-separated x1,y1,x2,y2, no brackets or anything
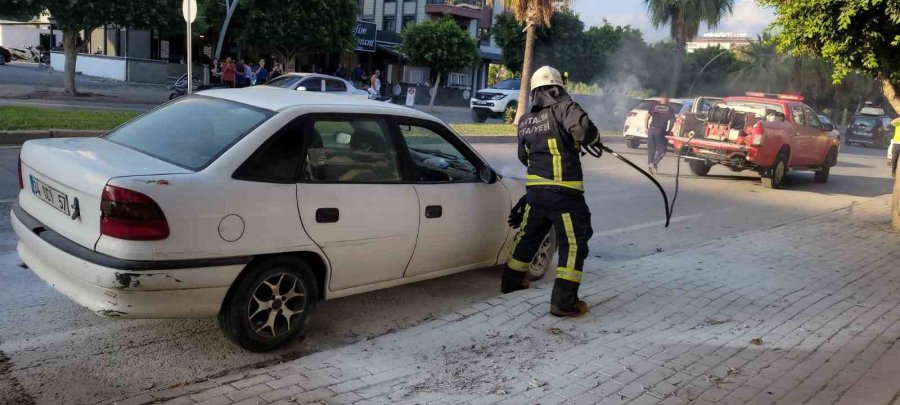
218,256,317,352
471,109,488,123
814,147,834,184
526,227,558,281
689,160,712,176
762,152,788,189
626,139,640,149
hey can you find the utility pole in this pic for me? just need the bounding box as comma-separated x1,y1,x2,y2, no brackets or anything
215,0,240,60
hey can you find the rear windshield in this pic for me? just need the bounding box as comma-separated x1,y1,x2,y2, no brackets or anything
491,79,520,90
634,100,683,111
104,96,272,170
265,75,303,89
852,116,880,127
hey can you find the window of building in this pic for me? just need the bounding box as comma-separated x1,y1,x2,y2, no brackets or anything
383,16,396,32
447,73,470,88
478,27,490,45
402,16,416,30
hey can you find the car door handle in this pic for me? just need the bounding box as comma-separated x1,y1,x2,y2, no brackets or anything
315,208,339,223
425,205,442,219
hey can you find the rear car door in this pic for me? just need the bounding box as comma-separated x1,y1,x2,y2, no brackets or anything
298,77,324,92
395,118,510,277
789,104,816,165
296,114,418,291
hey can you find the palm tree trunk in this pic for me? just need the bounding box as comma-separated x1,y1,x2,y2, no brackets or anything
880,74,900,231
514,23,536,125
669,42,685,96
62,27,79,95
429,72,441,112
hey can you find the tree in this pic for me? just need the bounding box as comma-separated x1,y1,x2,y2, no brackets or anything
759,0,900,230
502,0,557,124
398,18,479,111
239,0,356,68
643,0,733,96
0,0,181,95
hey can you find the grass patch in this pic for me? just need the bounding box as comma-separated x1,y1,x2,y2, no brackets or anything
450,123,517,136
0,107,138,131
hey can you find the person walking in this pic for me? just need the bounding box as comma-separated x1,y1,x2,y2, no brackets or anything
644,94,676,174
209,58,222,84
502,66,601,318
371,70,382,97
222,57,235,88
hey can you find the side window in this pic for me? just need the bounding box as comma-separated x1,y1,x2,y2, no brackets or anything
804,108,821,129
304,117,401,183
791,106,805,126
234,122,304,182
398,122,480,182
325,79,347,92
300,78,322,92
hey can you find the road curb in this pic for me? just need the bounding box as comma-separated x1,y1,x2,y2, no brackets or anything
0,129,105,145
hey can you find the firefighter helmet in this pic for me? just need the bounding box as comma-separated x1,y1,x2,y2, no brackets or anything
530,66,564,91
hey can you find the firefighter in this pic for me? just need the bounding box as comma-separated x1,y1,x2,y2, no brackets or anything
645,94,676,174
502,66,600,318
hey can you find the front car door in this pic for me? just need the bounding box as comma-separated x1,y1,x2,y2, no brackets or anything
804,106,830,165
395,118,510,277
789,104,816,165
296,114,418,291
324,79,348,94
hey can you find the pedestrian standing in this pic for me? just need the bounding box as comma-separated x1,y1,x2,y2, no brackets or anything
354,64,365,82
235,59,247,88
209,58,221,84
254,59,269,85
645,94,677,174
244,62,253,86
222,57,236,88
502,66,600,318
371,70,382,96
270,62,283,79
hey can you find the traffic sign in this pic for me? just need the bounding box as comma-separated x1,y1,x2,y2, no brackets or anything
182,0,198,23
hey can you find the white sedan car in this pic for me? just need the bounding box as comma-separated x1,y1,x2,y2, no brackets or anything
13,88,555,351
264,73,369,97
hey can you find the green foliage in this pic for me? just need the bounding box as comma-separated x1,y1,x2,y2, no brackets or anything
398,18,479,75
644,0,734,47
0,106,136,131
488,64,516,87
759,0,900,85
240,0,357,61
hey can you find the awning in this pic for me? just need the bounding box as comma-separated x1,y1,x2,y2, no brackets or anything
376,44,405,59
479,50,503,62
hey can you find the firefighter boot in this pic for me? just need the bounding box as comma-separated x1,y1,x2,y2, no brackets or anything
500,266,530,293
550,279,588,317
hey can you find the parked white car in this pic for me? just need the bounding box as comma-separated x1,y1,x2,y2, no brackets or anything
14,88,556,351
470,78,521,123
622,98,692,148
264,73,369,97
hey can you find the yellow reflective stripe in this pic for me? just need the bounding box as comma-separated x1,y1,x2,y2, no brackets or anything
556,267,583,283
548,138,562,181
508,257,530,272
894,125,900,142
562,213,577,269
510,204,531,250
525,175,584,191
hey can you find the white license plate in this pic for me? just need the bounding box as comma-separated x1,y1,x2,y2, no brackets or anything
473,101,490,106
30,175,70,216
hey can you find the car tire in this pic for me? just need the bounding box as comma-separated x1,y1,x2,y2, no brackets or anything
218,256,317,352
815,147,834,184
689,160,712,176
762,152,788,189
626,139,640,149
0,54,6,65
526,227,558,281
471,109,488,123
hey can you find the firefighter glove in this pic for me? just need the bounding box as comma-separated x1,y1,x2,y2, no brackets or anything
508,195,527,229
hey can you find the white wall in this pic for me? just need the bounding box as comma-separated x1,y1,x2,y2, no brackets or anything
0,24,45,48
50,51,127,81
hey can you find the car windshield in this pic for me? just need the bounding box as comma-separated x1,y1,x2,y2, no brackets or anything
852,116,880,127
634,100,683,111
104,96,272,170
491,79,520,90
818,115,833,125
265,75,303,89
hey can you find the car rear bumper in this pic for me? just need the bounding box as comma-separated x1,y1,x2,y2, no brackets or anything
12,204,247,319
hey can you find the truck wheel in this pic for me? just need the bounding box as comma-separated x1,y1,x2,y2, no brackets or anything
626,139,640,149
471,109,488,123
762,153,788,189
218,256,317,352
526,227,558,281
689,160,712,176
0,54,6,65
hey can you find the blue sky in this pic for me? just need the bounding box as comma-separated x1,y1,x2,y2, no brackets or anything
571,0,775,42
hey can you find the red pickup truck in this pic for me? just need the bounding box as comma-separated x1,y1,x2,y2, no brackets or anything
667,93,841,189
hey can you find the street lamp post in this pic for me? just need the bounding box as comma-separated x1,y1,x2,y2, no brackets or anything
688,48,731,98
182,0,198,94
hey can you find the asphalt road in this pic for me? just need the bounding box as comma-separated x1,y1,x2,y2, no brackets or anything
0,141,894,404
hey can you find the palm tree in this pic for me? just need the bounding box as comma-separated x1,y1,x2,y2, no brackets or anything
502,0,557,124
730,33,791,93
644,0,734,96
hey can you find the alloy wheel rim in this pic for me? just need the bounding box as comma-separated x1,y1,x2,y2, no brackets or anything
529,232,554,277
247,273,306,338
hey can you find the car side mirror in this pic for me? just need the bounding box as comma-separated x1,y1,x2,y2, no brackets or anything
296,86,307,92
821,122,834,132
479,165,497,184
335,132,352,145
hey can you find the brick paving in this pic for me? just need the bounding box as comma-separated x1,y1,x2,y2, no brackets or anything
114,196,900,405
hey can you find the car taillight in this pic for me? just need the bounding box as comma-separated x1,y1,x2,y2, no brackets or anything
751,121,765,146
100,185,169,240
17,155,23,190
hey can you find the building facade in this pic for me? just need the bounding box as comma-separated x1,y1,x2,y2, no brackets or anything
686,32,755,54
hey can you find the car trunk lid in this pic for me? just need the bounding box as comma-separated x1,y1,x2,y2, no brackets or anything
18,137,191,250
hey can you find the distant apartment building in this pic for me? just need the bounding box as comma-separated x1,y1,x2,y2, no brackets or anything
686,32,756,53
349,0,504,92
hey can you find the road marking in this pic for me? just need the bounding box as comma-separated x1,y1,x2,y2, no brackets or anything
0,199,16,204
595,212,708,237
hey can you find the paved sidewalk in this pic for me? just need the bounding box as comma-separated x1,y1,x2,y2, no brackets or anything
116,196,900,405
